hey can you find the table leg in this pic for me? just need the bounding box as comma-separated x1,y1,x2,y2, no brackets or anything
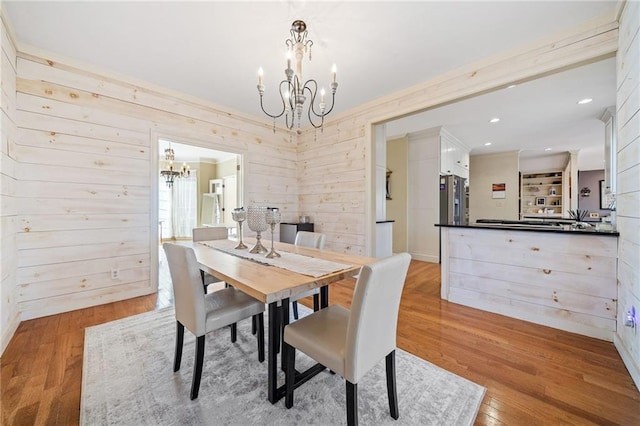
320,285,329,309
281,298,290,372
267,301,278,404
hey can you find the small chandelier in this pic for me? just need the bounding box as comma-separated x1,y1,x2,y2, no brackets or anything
257,20,338,134
160,148,190,187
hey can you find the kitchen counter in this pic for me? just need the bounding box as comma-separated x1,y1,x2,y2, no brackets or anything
438,224,618,341
436,220,618,236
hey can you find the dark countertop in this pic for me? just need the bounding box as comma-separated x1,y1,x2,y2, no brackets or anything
376,220,395,224
435,222,619,237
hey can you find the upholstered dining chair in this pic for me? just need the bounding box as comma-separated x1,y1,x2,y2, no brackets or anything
290,231,326,319
163,243,265,400
283,253,411,426
192,226,228,290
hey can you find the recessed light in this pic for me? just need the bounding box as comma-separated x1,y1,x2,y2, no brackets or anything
545,147,552,151
484,142,492,146
577,98,593,105
489,118,500,123
507,84,517,89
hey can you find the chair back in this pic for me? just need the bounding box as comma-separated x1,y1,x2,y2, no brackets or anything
192,226,228,242
163,243,207,336
344,253,411,383
294,231,326,249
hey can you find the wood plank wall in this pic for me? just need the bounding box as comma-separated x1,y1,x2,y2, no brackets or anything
0,9,18,354
13,51,295,321
443,227,618,341
298,19,619,257
614,0,640,388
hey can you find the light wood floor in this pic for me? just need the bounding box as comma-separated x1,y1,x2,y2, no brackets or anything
2,258,639,425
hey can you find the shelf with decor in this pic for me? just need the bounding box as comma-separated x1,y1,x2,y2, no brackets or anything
520,171,564,218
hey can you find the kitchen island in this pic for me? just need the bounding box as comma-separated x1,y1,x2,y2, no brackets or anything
437,223,619,341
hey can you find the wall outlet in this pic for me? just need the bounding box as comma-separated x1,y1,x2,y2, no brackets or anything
111,268,119,280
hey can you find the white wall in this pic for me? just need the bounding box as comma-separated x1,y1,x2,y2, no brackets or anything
614,0,640,390
407,129,440,263
0,8,19,355
469,151,520,222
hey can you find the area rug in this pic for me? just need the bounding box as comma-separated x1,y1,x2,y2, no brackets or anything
81,307,485,425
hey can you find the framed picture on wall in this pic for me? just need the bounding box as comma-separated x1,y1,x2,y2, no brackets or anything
599,180,614,210
535,197,546,206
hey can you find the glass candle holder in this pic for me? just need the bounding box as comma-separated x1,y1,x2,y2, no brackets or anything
265,207,281,259
246,206,268,254
231,207,247,249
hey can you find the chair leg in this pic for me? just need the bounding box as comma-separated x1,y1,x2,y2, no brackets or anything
256,313,265,363
292,301,299,319
346,381,358,426
313,293,320,311
386,350,399,420
230,322,237,343
190,335,205,400
174,321,184,372
252,315,257,335
285,343,296,409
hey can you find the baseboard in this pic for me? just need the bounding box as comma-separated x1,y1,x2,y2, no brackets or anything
1,310,21,356
410,253,439,263
614,333,640,392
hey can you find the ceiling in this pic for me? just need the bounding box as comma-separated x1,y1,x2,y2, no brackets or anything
4,1,618,167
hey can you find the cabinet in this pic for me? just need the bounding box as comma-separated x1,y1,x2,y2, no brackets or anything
520,171,564,218
440,130,470,179
280,223,314,244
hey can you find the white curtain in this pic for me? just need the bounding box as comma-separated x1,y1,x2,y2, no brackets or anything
171,173,197,239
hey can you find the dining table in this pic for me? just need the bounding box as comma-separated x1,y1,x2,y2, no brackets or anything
188,238,376,404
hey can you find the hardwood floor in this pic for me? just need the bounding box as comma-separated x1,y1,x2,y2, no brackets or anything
2,258,639,425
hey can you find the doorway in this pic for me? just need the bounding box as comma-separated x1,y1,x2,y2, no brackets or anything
153,135,245,296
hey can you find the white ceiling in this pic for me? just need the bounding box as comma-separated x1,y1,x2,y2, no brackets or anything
4,1,618,168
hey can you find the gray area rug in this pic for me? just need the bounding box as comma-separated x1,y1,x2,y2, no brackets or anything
82,307,485,425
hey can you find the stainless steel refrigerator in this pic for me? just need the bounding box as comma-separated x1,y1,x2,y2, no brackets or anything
439,175,467,225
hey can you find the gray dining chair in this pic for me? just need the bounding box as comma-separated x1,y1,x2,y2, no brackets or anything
291,231,326,318
192,226,228,290
283,253,411,426
163,243,265,400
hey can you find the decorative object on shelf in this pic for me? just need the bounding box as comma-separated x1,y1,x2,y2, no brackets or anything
160,148,190,187
247,206,269,254
256,20,338,134
231,207,248,250
265,207,282,259
535,197,546,206
549,187,557,196
580,187,591,197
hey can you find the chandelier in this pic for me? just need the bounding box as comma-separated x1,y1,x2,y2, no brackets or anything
257,20,338,134
160,148,190,187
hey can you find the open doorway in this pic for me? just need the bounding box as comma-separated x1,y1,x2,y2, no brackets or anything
154,136,244,300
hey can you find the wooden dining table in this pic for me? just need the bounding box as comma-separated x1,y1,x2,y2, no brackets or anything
188,238,376,403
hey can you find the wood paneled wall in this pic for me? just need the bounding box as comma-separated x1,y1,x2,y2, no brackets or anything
441,226,618,341
614,0,640,389
13,51,295,320
0,9,18,354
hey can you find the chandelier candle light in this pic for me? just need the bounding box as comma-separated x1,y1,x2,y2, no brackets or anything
257,20,338,134
160,148,190,187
